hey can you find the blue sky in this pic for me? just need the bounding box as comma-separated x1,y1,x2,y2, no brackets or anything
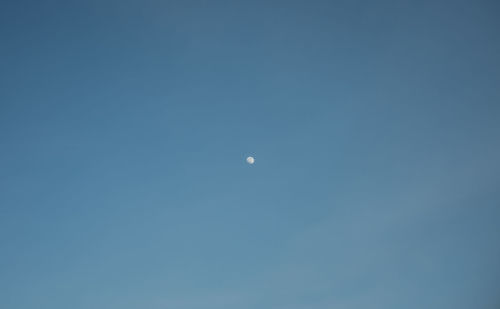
1,0,500,308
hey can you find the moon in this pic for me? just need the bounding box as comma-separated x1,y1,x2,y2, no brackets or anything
246,156,255,164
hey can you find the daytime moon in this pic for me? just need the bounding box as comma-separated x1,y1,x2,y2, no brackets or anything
246,156,255,164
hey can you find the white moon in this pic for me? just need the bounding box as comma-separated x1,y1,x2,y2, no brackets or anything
246,156,255,164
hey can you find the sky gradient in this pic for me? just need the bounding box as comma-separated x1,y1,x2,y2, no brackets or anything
1,0,500,308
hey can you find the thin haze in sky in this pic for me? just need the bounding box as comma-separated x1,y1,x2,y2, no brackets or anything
1,1,500,308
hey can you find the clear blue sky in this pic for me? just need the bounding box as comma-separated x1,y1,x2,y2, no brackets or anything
1,1,500,308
